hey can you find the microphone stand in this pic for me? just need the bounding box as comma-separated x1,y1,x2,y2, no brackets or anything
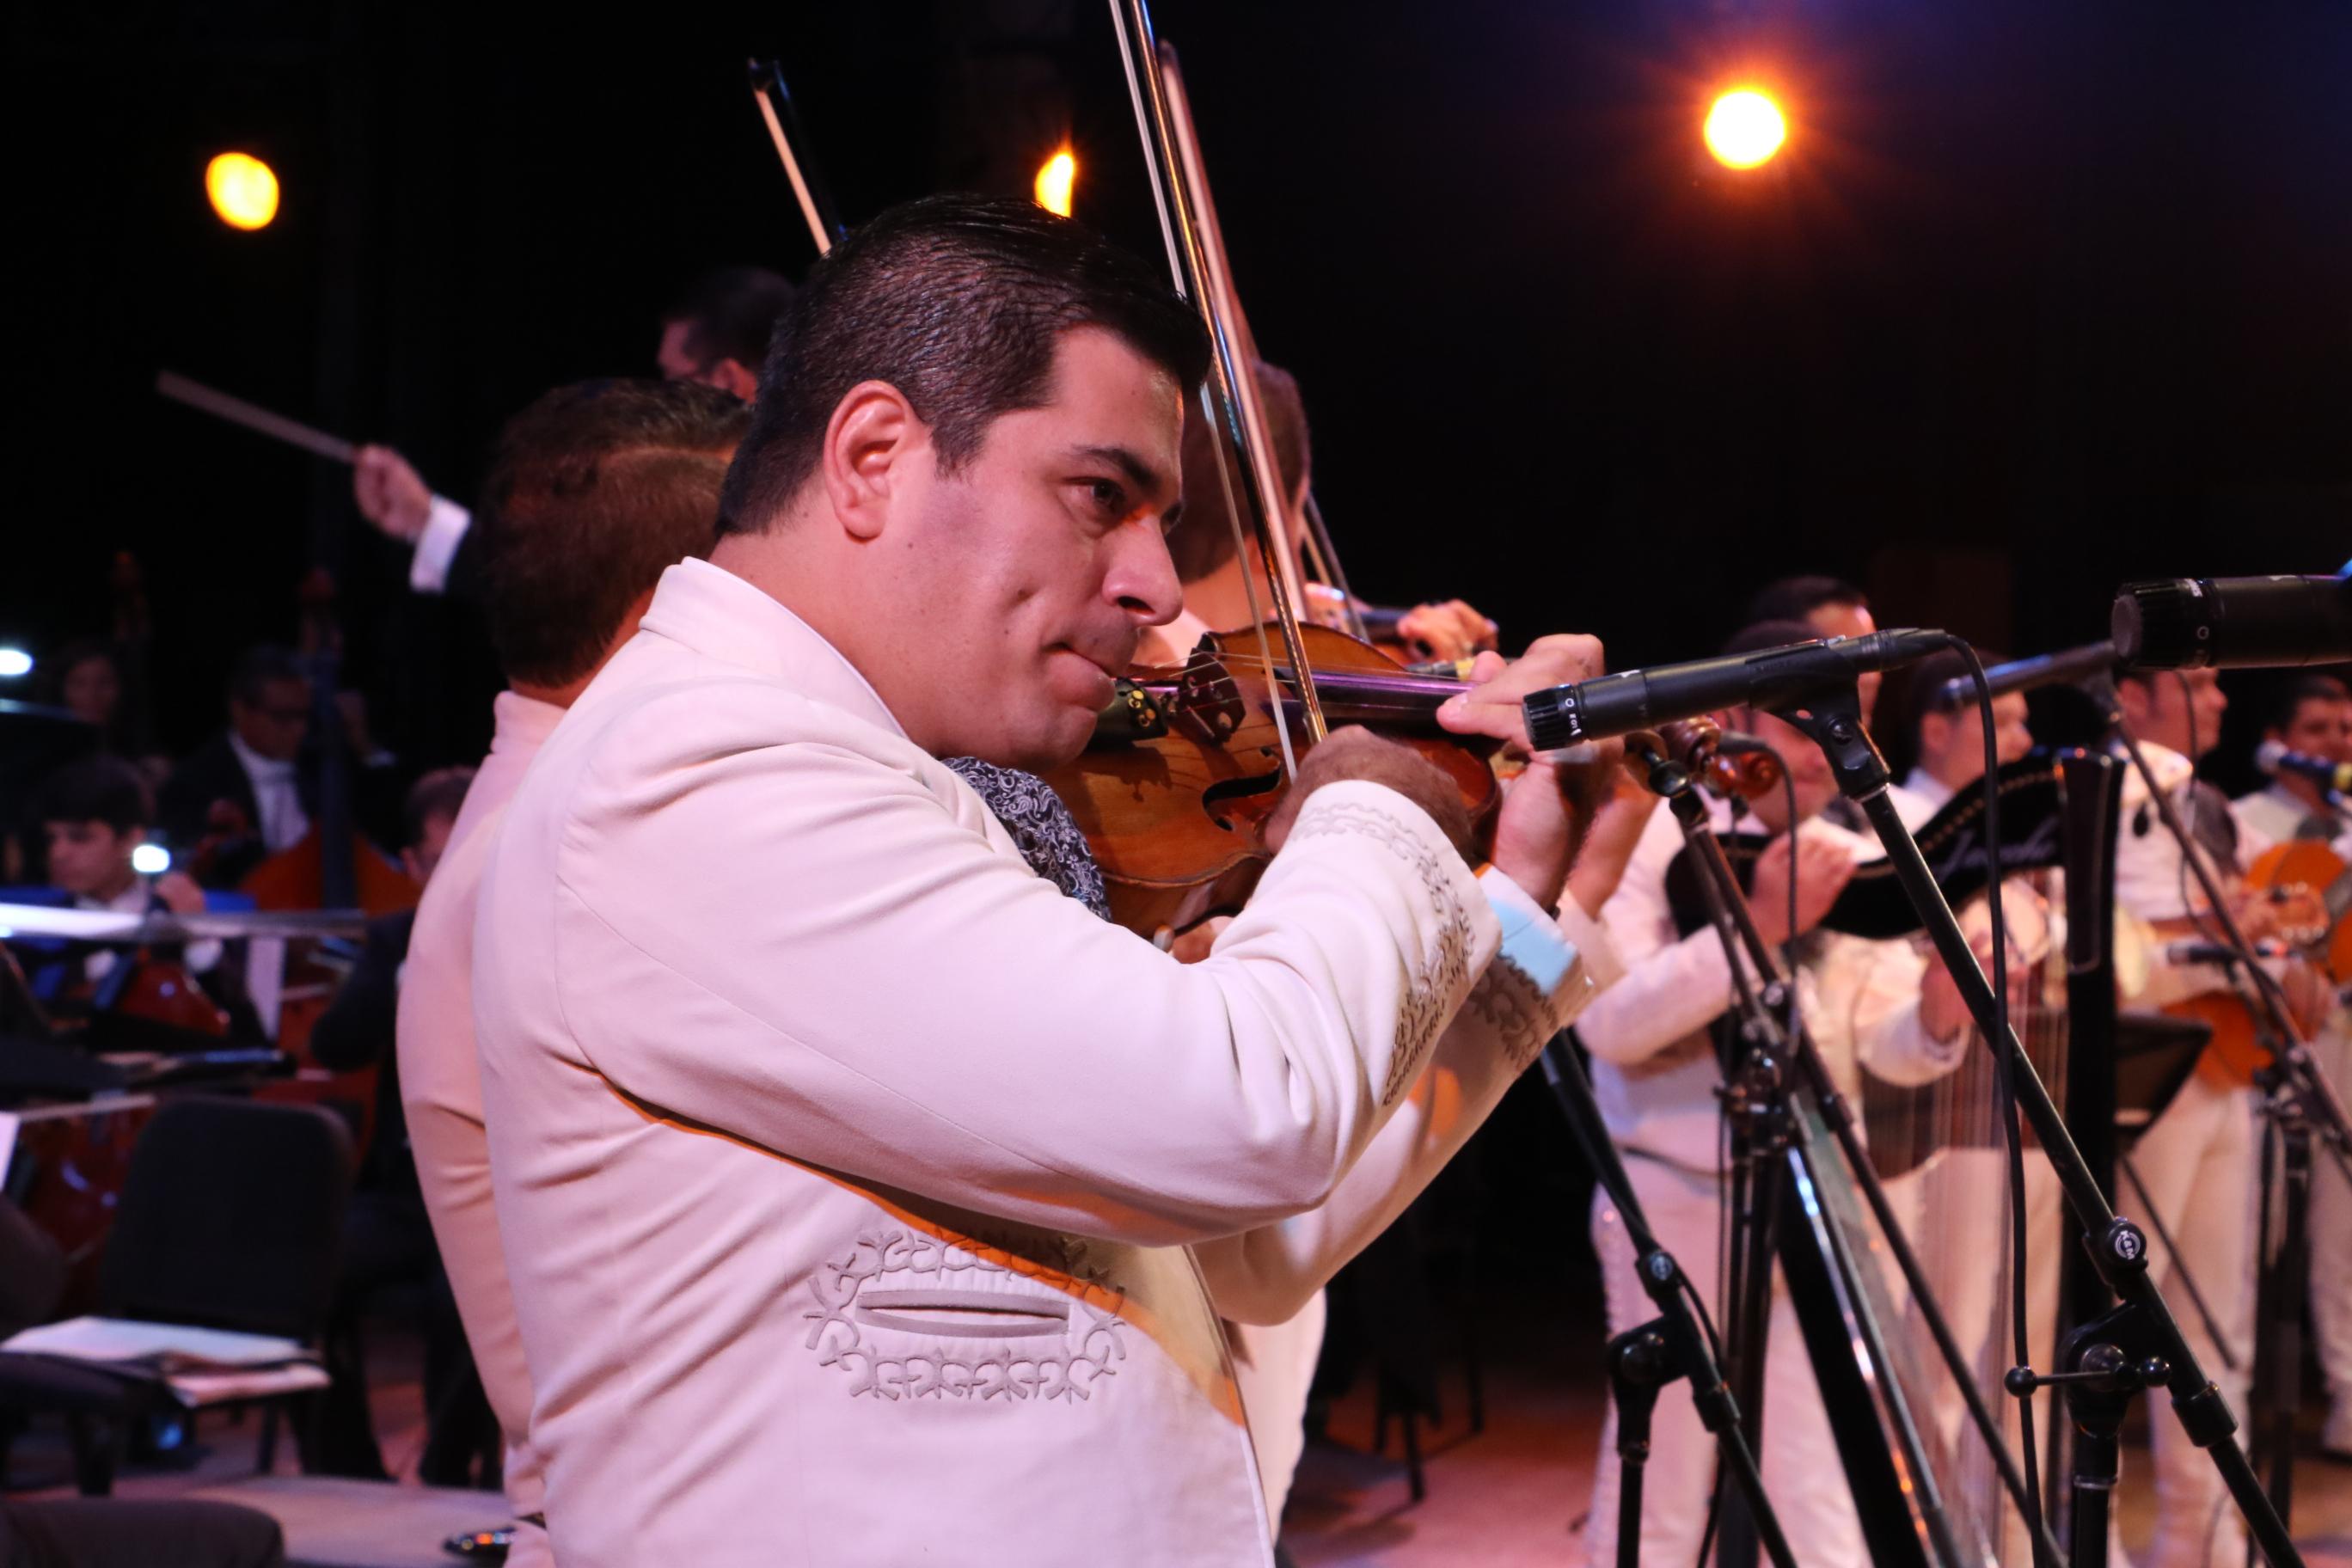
1534,1035,1796,1568
1773,677,2303,1568
1633,739,2063,1568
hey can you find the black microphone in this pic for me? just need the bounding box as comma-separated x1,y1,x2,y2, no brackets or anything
2111,573,2352,670
1937,640,2116,708
2253,739,2352,797
1523,629,1946,750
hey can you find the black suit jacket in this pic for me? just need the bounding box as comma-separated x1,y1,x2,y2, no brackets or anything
309,908,418,1197
157,732,405,888
156,732,288,887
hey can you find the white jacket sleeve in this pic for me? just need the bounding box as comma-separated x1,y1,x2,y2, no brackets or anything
1818,935,1965,1089
544,711,1503,1247
1196,869,1597,1323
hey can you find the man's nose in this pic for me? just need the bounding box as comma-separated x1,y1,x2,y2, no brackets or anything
1106,524,1185,628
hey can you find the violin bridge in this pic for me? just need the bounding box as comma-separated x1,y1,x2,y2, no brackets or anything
1172,652,1246,744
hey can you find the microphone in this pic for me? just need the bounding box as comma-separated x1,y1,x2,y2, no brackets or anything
1524,628,1945,750
1937,640,2116,708
2254,739,2352,797
2111,573,2352,671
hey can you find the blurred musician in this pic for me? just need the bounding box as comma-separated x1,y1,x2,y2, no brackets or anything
396,379,752,1565
1889,646,2038,820
2232,674,2352,1460
1746,575,1886,721
2234,673,2352,848
1136,358,1497,668
1884,647,2065,1565
349,266,794,595
1575,620,1975,1568
14,754,223,1001
156,646,316,887
2113,666,2269,1567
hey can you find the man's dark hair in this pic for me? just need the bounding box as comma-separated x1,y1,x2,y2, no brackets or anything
227,646,308,707
477,379,750,688
1891,646,2009,750
1743,575,1870,628
1167,361,1310,586
401,766,475,848
37,754,151,833
662,266,798,376
2267,673,2349,734
718,194,1211,537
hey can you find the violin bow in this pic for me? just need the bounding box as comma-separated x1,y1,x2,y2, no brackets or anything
1154,50,1369,644
748,58,848,258
1111,0,1326,769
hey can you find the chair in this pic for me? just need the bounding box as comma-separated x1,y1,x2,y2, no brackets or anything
0,1095,354,1493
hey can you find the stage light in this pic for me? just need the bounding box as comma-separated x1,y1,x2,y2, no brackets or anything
205,151,279,230
1705,89,1786,169
0,647,32,678
132,844,171,876
1034,147,1077,217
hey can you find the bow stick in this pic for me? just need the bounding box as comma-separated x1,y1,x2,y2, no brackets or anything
1111,0,1326,770
1154,49,1369,644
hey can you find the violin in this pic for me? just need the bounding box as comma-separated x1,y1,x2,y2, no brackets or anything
1045,622,1498,936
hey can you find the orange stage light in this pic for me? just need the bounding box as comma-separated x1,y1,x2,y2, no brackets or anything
1704,90,1787,169
206,151,279,230
1034,147,1077,217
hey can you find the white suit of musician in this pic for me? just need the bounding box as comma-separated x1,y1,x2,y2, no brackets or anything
1575,798,1967,1568
469,558,1595,1567
2117,741,2267,1568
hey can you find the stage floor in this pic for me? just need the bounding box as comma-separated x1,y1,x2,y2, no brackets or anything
8,1302,2349,1566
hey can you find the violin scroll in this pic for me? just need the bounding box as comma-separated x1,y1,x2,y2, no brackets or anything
1657,718,1785,802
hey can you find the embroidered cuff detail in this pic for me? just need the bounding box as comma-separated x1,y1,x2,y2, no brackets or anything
1284,782,1479,1106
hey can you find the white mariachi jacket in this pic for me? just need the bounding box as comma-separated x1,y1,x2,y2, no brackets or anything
471,559,1593,1566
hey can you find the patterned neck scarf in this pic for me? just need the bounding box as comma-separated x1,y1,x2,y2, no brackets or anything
942,758,1112,922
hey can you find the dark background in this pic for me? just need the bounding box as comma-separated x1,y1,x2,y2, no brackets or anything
5,0,2347,770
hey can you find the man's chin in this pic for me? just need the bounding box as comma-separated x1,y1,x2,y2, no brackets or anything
944,711,1098,776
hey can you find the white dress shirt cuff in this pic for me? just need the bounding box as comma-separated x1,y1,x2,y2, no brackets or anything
407,496,473,594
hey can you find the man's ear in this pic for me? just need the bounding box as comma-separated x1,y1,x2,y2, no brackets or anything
819,381,923,543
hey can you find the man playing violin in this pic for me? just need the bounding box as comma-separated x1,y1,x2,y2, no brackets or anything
471,194,1606,1567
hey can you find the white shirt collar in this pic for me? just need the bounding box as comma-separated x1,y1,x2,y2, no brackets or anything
632,559,905,739
1900,768,1956,813
491,689,567,755
227,729,298,784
